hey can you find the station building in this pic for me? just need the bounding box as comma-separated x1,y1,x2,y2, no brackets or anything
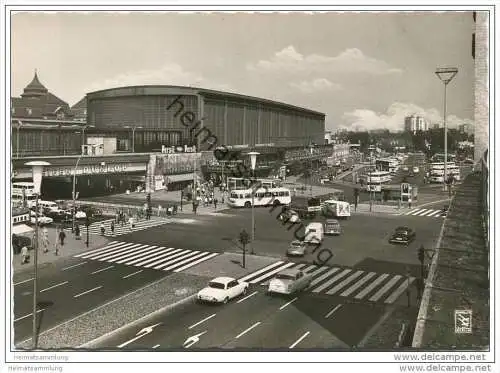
11,72,334,199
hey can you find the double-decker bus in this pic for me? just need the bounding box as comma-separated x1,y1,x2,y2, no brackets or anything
376,158,400,174
428,163,461,183
11,182,37,208
227,187,291,208
360,171,392,192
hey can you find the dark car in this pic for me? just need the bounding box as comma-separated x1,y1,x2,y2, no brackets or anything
389,226,416,245
79,205,103,218
278,208,301,224
45,209,72,223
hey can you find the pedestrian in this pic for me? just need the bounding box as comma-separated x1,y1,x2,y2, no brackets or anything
158,205,162,217
129,216,135,230
21,245,30,264
110,221,115,236
221,194,225,204
100,222,105,236
74,225,81,241
214,198,218,209
408,197,412,209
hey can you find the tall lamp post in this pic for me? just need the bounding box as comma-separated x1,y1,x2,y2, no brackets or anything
248,151,260,255
124,125,143,153
71,155,83,233
435,67,458,191
24,161,51,349
309,144,314,196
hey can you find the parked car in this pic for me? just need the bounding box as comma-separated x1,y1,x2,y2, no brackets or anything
286,240,307,257
79,205,103,218
412,166,420,174
29,211,54,226
44,209,72,223
75,210,87,219
268,268,313,295
389,226,416,245
197,277,249,304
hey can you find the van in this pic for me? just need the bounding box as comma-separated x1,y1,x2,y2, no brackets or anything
37,200,58,210
304,222,324,244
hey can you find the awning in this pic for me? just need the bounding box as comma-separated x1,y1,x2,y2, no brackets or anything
165,173,193,183
12,224,34,235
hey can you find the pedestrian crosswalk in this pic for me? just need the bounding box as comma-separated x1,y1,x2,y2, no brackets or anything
237,261,416,304
403,208,443,218
73,240,219,273
66,217,198,237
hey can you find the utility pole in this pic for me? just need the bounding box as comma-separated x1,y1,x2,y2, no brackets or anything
239,229,249,268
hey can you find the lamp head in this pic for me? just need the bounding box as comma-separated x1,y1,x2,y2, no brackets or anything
25,161,51,194
435,67,458,84
247,151,260,171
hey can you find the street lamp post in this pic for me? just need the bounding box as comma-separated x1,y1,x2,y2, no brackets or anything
248,152,260,255
124,126,143,153
435,67,458,192
309,144,314,196
72,155,83,233
25,161,51,349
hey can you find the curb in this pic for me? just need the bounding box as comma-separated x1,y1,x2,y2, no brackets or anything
79,294,197,348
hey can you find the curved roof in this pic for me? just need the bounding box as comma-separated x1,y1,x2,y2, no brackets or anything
86,85,325,117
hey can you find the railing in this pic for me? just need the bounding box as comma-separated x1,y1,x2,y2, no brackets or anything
480,149,489,250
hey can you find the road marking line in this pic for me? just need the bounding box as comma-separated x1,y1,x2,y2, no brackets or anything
236,290,258,304
325,270,365,295
91,265,114,274
152,344,160,349
94,244,143,261
61,262,87,271
307,267,340,289
14,278,34,286
384,277,416,304
419,209,436,217
40,281,68,293
134,248,182,267
188,313,216,330
406,208,422,215
173,252,220,272
325,304,342,318
414,209,431,216
426,210,441,217
76,242,136,259
279,297,298,310
289,331,310,349
235,322,261,339
117,246,165,265
73,241,124,257
106,245,155,263
122,270,143,279
238,261,285,282
249,262,296,284
74,285,103,298
161,251,208,271
369,275,402,302
354,273,389,299
311,269,351,293
14,308,45,323
151,250,198,270
340,272,376,297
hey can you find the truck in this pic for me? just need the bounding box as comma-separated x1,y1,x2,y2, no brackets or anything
321,200,351,219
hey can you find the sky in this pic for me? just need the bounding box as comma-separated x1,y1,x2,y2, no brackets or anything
10,11,475,132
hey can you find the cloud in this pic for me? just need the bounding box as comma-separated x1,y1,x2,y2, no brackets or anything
247,46,403,75
290,78,342,93
83,63,232,93
339,102,473,132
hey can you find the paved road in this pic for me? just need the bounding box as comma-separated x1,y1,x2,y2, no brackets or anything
113,207,442,269
92,285,418,350
12,250,170,343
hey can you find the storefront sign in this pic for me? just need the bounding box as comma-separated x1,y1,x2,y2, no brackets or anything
43,163,146,177
161,145,197,154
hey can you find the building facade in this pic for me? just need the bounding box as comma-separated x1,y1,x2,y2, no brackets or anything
85,85,325,151
404,115,428,133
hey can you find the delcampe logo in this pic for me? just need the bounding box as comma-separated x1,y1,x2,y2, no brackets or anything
454,309,473,334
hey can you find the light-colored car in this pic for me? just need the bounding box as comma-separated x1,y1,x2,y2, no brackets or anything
268,268,313,295
412,166,420,174
29,212,53,226
286,240,306,256
197,277,249,304
402,166,409,172
75,210,87,219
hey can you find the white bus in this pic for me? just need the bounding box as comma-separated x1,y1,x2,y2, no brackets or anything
227,177,282,191
376,158,400,174
12,182,37,207
428,163,461,183
361,171,392,192
227,187,292,208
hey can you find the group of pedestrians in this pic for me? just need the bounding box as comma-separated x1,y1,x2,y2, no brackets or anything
20,227,67,265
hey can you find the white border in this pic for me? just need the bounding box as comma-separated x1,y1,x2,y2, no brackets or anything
2,2,497,368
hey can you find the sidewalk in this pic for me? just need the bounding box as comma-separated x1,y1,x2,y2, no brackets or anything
12,226,110,275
